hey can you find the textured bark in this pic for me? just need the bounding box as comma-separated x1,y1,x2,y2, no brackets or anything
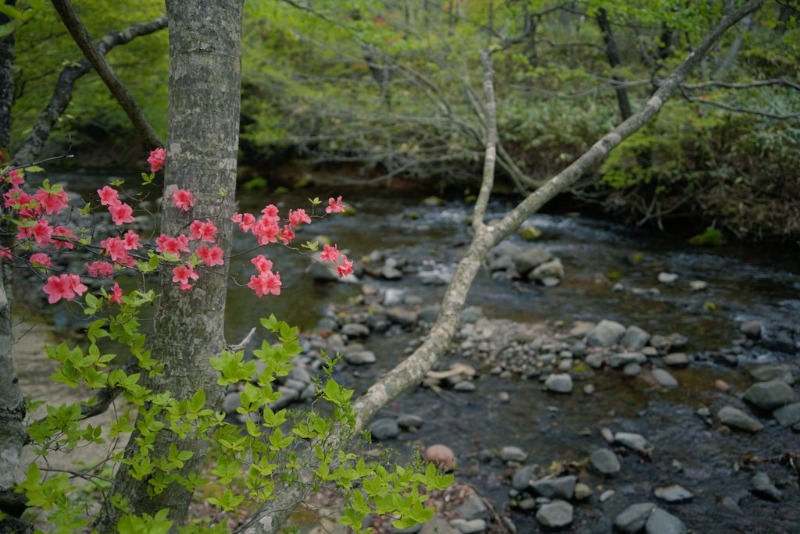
596,8,633,121
96,0,242,531
12,15,166,165
0,0,14,151
50,0,162,149
237,2,765,531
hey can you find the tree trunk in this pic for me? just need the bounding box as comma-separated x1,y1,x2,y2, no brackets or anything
0,0,15,152
596,8,632,120
96,0,242,531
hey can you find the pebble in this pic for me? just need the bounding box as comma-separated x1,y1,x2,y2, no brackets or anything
341,349,376,365
574,483,593,500
452,493,489,520
773,402,800,426
531,475,577,500
720,496,743,515
421,518,458,534
499,446,528,463
645,508,687,534
368,418,400,441
623,362,642,376
585,353,605,369
609,352,647,368
652,368,679,388
599,489,616,503
743,379,796,411
663,353,689,367
714,379,731,393
453,380,477,392
600,427,615,443
654,484,693,503
498,391,511,403
751,472,783,501
341,323,370,337
586,319,626,347
544,373,573,393
397,414,424,429
511,465,536,491
449,518,486,534
424,444,456,470
583,384,596,395
689,280,708,291
614,432,654,454
717,406,763,432
535,500,573,528
614,502,656,533
657,272,679,284
590,448,621,475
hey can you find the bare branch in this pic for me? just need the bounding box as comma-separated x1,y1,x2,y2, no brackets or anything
682,78,800,91
679,86,800,120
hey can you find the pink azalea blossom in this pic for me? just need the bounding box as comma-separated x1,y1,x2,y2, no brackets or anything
33,188,69,215
123,230,141,250
261,204,279,219
42,274,87,304
0,247,12,260
109,202,135,225
86,261,115,278
326,196,346,214
97,186,120,207
232,212,256,233
101,236,133,266
197,245,224,267
156,234,190,255
288,208,312,227
248,270,281,297
172,189,194,211
147,148,166,172
251,255,273,273
109,283,123,304
189,219,217,242
320,243,339,263
52,226,76,250
252,217,280,245
3,187,32,210
278,226,295,245
5,169,23,187
30,253,52,269
337,256,354,278
172,264,199,286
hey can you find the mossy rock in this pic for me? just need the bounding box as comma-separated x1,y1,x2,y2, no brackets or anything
518,224,542,241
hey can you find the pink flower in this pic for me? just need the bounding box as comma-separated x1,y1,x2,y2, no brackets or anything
261,204,279,219
189,219,217,242
101,237,133,266
172,189,194,211
248,270,281,297
320,244,339,263
278,226,295,245
337,256,354,278
288,208,311,227
252,217,280,245
326,196,346,214
30,253,52,269
109,283,123,304
123,230,141,250
109,202,134,225
0,247,12,260
42,274,87,304
232,212,256,233
33,188,69,215
52,226,76,250
97,186,120,207
156,234,190,255
86,261,114,278
197,245,224,267
20,220,55,246
5,169,23,187
172,264,199,286
147,148,166,172
251,255,273,273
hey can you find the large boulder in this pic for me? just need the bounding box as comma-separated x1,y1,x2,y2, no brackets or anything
586,320,626,347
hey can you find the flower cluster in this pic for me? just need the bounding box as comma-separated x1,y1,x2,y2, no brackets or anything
0,148,353,306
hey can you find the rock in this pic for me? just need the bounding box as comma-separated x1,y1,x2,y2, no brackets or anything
570,321,595,338
500,446,528,463
368,418,400,441
689,280,708,291
740,320,762,339
452,493,489,520
385,307,419,327
621,325,651,350
749,364,795,385
583,384,596,395
512,247,553,275
609,352,647,368
518,222,542,241
663,353,689,367
222,391,241,414
614,503,656,534
418,306,440,323
652,368,679,388
535,500,573,528
574,483,593,500
453,380,477,392
717,406,763,432
540,277,561,287
774,402,800,426
544,373,573,393
511,465,536,491
751,472,783,501
382,264,403,280
623,362,642,376
590,448,621,475
743,379,796,411
658,272,679,284
614,432,654,454
460,306,484,324
271,387,299,410
586,320,626,347
599,490,616,503
341,349,376,365
383,288,405,306
397,414,424,429
645,508,687,534
720,496,743,515
585,353,605,369
529,258,564,283
341,323,370,337
449,518,486,534
531,475,576,500
714,379,731,393
649,333,688,353
424,444,456,470
654,484,693,503
420,518,458,534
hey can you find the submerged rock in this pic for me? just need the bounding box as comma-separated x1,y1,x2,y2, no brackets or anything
590,448,621,475
743,379,796,411
536,500,573,528
614,502,656,533
751,472,783,502
654,484,694,503
717,406,764,432
645,508,687,534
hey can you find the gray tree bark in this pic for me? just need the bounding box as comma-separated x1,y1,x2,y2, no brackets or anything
96,0,242,531
0,0,15,152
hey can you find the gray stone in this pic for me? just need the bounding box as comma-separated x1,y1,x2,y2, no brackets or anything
751,472,783,501
452,493,489,520
689,280,708,291
609,352,647,368
773,402,800,426
586,320,626,347
397,414,424,429
420,518,458,534
621,325,651,350
652,368,679,388
649,333,688,353
453,380,477,392
590,448,621,475
749,364,795,385
544,373,573,393
222,391,241,414
341,323,370,337
383,288,405,306
460,306,484,324
529,258,564,283
614,432,654,454
717,406,763,432
663,353,689,367
288,366,312,384
341,349,376,365
585,353,605,369
385,307,419,327
531,475,577,500
270,387,299,410
382,265,403,280
740,320,762,339
570,321,595,338
743,379,796,411
449,518,486,534
645,508,687,534
720,496,743,515
367,418,400,441
654,484,693,503
500,446,528,463
512,247,553,275
535,500,573,528
583,384,596,395
284,378,308,392
574,483,592,500
658,272,679,284
511,465,536,491
599,490,616,503
623,362,642,376
418,306,440,323
614,503,656,534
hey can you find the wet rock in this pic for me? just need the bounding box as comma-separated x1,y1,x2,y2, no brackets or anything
531,475,576,500
658,272,679,284
740,320,762,339
743,379,796,411
621,325,651,350
529,258,564,283
535,500,573,528
341,349,376,365
599,490,616,503
382,264,403,280
500,446,528,463
518,222,542,241
453,380,477,392
544,373,573,393
623,362,642,376
751,472,783,501
583,384,596,395
663,353,689,367
397,414,424,429
424,444,456,470
650,333,688,353
418,305,440,323
368,418,400,441
645,508,687,534
585,353,605,369
586,320,626,347
689,280,708,291
574,483,593,500
654,484,693,503
590,448,621,475
614,503,656,534
385,307,419,327
511,465,536,491
452,493,489,520
419,267,452,285
271,387,299,410
341,323,370,337
749,364,795,385
714,379,732,393
720,496,743,515
512,247,553,275
717,406,763,432
609,352,647,368
773,402,800,426
460,306,484,324
614,432,654,454
449,518,486,534
570,321,595,338
652,368,679,389
383,288,405,306
223,391,241,414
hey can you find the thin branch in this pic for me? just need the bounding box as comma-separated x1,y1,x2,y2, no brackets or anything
682,78,800,91
472,51,497,229
679,86,800,120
